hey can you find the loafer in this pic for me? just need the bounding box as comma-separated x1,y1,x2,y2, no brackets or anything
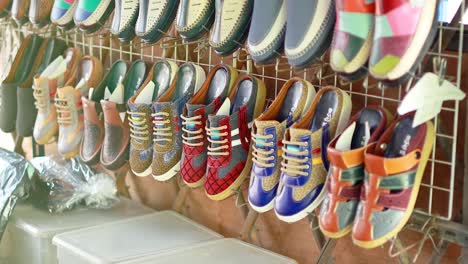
247,0,286,64
135,0,180,43
111,0,139,42
0,0,12,18
74,0,115,33
285,0,335,69
176,0,215,41
29,0,54,27
209,0,253,56
51,0,78,30
11,0,31,26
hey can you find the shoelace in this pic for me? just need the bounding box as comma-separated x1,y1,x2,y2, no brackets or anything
152,112,172,142
181,114,203,147
251,132,275,168
127,111,150,141
206,125,229,156
32,85,48,111
54,97,72,125
281,139,309,176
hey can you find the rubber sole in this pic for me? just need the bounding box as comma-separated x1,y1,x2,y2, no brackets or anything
184,176,205,188
249,196,275,213
153,161,180,181
132,163,152,177
77,0,115,34
320,224,353,239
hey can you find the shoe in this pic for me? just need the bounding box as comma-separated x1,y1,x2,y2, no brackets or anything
180,64,238,188
80,60,127,165
176,0,215,41
330,0,374,80
135,0,180,43
128,60,178,177
209,0,253,56
152,63,206,181
74,0,115,33
248,78,315,213
285,0,335,69
100,60,147,170
33,47,82,144
0,34,43,133
29,0,54,27
51,0,78,30
275,87,351,223
369,0,438,84
205,75,266,201
0,0,12,18
11,0,31,26
111,0,139,42
55,56,103,158
319,106,392,238
352,113,434,248
246,0,286,64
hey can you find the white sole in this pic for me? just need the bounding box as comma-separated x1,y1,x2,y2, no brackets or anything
53,1,78,26
132,164,152,177
153,161,180,181
248,196,275,213
275,186,327,223
81,0,112,27
302,80,317,116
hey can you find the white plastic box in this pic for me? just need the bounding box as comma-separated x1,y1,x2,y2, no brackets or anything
0,198,153,264
53,211,223,264
121,238,298,264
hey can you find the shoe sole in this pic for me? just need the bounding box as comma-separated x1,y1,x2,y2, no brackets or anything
52,1,78,30
153,161,180,181
184,176,205,188
77,0,115,34
60,147,80,159
132,164,152,177
34,124,58,145
320,224,353,239
249,196,275,213
101,143,129,171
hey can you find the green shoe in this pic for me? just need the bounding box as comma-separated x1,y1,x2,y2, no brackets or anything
135,0,180,44
176,0,214,41
110,0,139,42
74,0,115,33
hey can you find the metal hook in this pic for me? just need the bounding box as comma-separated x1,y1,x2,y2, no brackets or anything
433,57,447,85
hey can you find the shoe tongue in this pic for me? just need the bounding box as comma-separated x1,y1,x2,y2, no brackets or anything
135,81,156,104
108,77,125,104
186,103,204,117
255,120,280,135
289,127,312,142
216,98,231,116
335,122,356,151
41,56,67,79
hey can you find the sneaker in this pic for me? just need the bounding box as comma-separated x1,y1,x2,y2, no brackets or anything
29,0,54,27
330,0,374,80
205,75,266,201
352,113,434,248
209,0,253,56
51,0,78,30
152,63,206,181
100,60,148,170
176,0,215,41
0,0,12,18
180,64,238,188
33,48,82,144
319,106,392,238
11,0,31,26
135,0,180,43
128,60,178,177
74,0,115,33
247,0,286,64
55,56,103,158
111,0,139,42
275,87,351,223
285,0,335,69
248,78,315,213
369,0,438,84
80,60,127,165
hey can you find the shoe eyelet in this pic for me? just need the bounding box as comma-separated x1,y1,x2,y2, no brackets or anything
415,151,421,160
380,143,387,150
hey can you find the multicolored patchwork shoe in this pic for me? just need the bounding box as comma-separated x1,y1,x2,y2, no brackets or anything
51,0,78,30
180,64,238,188
369,0,438,84
135,0,180,43
205,75,266,201
248,78,315,213
29,0,54,27
353,114,434,248
152,63,206,181
74,0,115,33
11,0,31,25
111,0,139,42
274,87,351,223
128,60,178,177
330,0,374,80
319,106,392,238
0,0,12,18
176,0,214,41
209,0,253,56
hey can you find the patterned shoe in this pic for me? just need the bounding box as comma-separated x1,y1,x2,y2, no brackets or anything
74,0,115,33
128,60,178,177
111,0,139,42
33,48,82,144
352,113,434,248
330,0,374,80
248,78,315,213
369,0,438,84
176,0,214,41
275,87,352,223
11,0,30,25
29,0,54,27
209,0,253,56
51,0,78,30
0,0,12,18
152,63,206,181
80,60,127,166
285,0,335,69
205,75,266,201
135,0,180,43
319,106,392,238
180,64,238,188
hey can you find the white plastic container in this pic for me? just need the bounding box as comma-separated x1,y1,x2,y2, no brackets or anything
1,198,153,264
121,238,298,264
53,211,223,264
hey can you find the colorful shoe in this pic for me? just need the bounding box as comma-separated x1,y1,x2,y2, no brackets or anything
352,113,434,248
275,87,352,223
33,48,82,144
11,0,31,25
111,0,139,42
135,0,180,43
29,0,54,27
0,0,12,18
369,0,438,84
180,64,238,188
205,75,266,201
54,56,103,158
209,0,253,56
51,0,78,30
128,60,178,177
247,0,286,64
248,78,315,213
80,60,127,165
330,0,374,80
176,0,214,41
285,0,335,69
74,0,115,33
319,106,392,238
100,60,147,170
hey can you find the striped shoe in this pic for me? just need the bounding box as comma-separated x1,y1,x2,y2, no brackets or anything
51,0,78,30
